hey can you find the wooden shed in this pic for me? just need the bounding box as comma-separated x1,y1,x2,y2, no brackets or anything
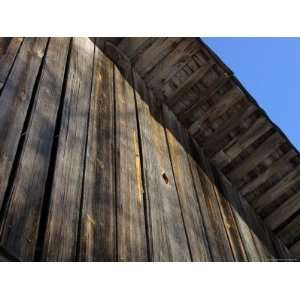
0,37,298,261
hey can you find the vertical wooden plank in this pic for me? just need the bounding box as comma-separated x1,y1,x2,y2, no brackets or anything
134,72,191,261
195,147,235,261
221,178,261,261
240,198,276,261
0,38,70,261
114,66,148,261
0,38,48,211
163,105,211,261
42,38,94,261
78,42,116,261
214,170,248,261
0,38,23,90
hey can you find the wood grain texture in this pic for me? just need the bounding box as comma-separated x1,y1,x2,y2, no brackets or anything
78,41,116,261
252,164,300,213
114,66,148,261
226,132,283,183
42,38,94,261
0,38,48,212
133,71,191,261
163,105,211,261
0,38,23,90
215,170,248,261
0,38,70,261
193,144,234,261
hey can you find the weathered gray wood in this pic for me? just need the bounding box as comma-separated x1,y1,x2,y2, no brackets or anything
278,214,300,246
252,164,300,213
133,38,183,78
265,189,300,231
146,38,201,90
187,85,244,135
211,117,272,169
289,240,300,259
163,105,211,261
272,237,293,261
133,71,191,261
200,104,257,153
226,132,283,184
0,38,48,212
227,185,262,261
166,61,214,108
178,74,231,120
114,65,148,261
42,38,94,261
0,38,70,261
241,198,276,261
193,143,234,261
240,149,296,196
0,38,23,90
118,38,156,60
215,170,248,261
78,41,116,261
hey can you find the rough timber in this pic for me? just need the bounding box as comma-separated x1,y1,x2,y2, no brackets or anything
0,37,297,261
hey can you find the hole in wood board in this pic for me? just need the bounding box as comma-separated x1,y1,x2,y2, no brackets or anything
162,172,169,184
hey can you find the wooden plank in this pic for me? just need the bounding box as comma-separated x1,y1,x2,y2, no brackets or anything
272,237,294,261
277,214,300,246
241,198,276,261
226,132,283,184
0,38,11,55
42,38,94,261
0,38,70,261
265,189,300,231
0,38,23,90
133,71,191,261
227,185,262,261
199,104,256,151
118,38,156,60
187,85,244,134
0,38,48,212
192,142,234,261
0,244,20,262
114,65,148,261
289,240,300,259
178,74,231,121
240,149,296,196
78,41,116,261
133,38,183,78
165,61,214,108
145,38,201,90
211,117,272,169
252,164,300,213
215,170,248,261
163,105,211,261
104,41,133,84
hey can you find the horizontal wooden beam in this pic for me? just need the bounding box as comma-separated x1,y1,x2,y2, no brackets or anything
265,189,300,230
226,132,283,184
211,117,272,170
252,164,300,213
240,149,296,196
199,104,257,153
166,61,214,107
187,85,244,134
179,74,231,122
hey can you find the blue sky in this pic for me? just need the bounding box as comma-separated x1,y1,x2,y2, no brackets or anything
202,38,300,151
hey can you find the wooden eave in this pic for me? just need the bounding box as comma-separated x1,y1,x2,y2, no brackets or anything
99,37,300,256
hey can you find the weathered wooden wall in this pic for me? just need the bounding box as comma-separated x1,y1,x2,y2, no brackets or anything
0,37,293,261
